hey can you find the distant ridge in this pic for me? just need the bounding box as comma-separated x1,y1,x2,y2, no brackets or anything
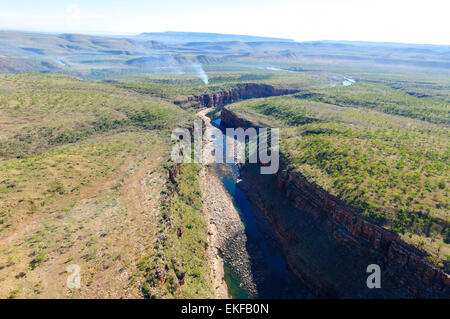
0,30,449,76
137,31,294,44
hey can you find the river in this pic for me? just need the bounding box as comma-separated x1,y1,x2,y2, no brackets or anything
207,117,311,299
342,77,356,86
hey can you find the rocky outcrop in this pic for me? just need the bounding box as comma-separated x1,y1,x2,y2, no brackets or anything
221,108,450,298
174,83,298,109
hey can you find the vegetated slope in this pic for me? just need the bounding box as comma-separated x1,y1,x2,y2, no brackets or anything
0,57,69,75
224,85,449,267
0,73,212,298
296,82,449,124
355,73,450,104
140,163,214,298
0,73,189,158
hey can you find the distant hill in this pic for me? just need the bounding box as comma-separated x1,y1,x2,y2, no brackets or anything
0,30,165,58
137,31,294,44
0,30,449,78
0,56,70,74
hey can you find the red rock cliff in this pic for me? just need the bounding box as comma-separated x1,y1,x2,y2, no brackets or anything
174,83,298,108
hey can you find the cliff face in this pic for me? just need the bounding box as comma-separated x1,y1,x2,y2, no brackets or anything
174,83,298,109
220,108,255,128
276,163,449,298
221,108,450,298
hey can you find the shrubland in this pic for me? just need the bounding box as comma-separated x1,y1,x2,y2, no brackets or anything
0,73,208,298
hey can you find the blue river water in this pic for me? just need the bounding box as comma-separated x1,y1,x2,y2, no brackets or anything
210,118,311,299
342,77,356,86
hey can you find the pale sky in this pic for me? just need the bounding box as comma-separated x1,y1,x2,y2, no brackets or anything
0,0,449,45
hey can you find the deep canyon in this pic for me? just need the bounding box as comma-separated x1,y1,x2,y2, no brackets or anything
184,82,450,298
215,106,449,298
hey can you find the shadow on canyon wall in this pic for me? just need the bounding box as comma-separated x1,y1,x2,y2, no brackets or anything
238,163,405,298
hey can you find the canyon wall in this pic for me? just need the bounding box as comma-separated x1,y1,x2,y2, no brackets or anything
221,108,450,298
275,163,449,298
174,83,298,108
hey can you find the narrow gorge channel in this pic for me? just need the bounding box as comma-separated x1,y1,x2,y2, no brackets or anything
199,109,310,298
217,108,449,299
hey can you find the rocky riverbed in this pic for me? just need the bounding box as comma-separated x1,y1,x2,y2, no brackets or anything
198,108,257,298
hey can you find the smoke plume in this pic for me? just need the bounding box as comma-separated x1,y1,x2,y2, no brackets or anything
191,62,209,84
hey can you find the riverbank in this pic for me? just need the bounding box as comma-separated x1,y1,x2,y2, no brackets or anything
200,168,230,299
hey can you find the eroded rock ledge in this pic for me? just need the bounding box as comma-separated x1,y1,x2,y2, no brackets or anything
221,107,450,298
174,83,298,108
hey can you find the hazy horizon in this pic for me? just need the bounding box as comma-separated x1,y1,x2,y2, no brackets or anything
1,28,449,47
1,0,449,46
